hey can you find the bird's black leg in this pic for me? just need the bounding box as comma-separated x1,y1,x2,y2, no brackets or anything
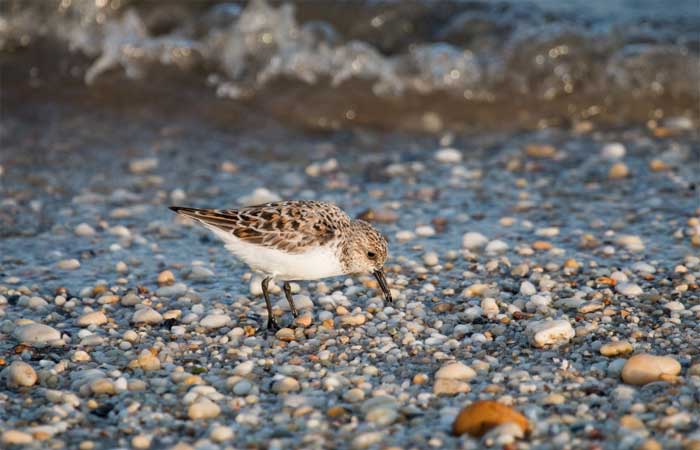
262,277,280,331
283,282,299,318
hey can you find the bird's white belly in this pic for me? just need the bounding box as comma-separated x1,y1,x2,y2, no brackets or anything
206,226,344,280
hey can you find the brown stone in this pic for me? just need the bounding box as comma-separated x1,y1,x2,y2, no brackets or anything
525,144,557,158
452,400,529,437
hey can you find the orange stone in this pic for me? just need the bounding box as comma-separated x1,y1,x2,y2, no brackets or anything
452,400,530,437
532,241,553,251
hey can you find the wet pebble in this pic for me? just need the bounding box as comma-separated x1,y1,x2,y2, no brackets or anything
56,259,80,270
74,223,96,237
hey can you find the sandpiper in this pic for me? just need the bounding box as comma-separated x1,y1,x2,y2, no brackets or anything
170,201,392,330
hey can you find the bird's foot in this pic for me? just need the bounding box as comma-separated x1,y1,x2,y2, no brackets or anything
266,317,281,332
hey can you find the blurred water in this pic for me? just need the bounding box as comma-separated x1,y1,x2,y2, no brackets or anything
1,0,698,130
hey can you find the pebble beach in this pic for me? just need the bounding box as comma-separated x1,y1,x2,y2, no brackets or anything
2,111,699,449
2,0,699,448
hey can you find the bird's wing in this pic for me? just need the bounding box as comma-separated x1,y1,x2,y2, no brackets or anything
170,201,351,253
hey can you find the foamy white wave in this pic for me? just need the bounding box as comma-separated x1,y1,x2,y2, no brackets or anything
1,0,697,120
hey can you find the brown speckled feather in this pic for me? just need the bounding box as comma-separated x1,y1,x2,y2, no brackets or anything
170,201,352,253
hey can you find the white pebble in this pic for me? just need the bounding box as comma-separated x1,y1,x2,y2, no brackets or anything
238,188,281,206
74,223,96,237
434,147,462,163
526,319,575,347
200,314,230,330
462,232,488,250
13,323,62,345
435,362,476,380
601,142,626,160
415,225,436,237
519,281,536,296
55,259,80,270
616,283,643,297
485,240,508,255
131,307,163,325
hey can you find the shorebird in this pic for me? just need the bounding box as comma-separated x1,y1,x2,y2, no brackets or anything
170,201,391,330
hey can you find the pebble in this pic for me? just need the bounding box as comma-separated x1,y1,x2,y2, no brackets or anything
272,376,300,394
220,161,238,173
525,144,557,158
275,328,295,341
343,388,365,403
664,301,684,311
131,435,152,449
452,400,529,437
56,259,80,270
485,240,508,255
209,425,234,442
608,162,630,179
616,282,643,297
423,251,439,266
462,232,488,250
74,223,96,237
200,314,230,329
14,323,62,345
155,283,188,297
526,319,575,347
77,311,107,327
352,431,383,449
188,398,220,419
238,188,281,206
616,234,645,252
601,142,626,160
232,379,253,396
519,281,536,296
137,350,161,371
157,270,175,286
129,157,158,173
340,314,366,326
434,147,462,163
90,378,116,395
2,430,34,445
415,225,436,237
600,341,633,357
621,354,681,385
433,362,476,395
435,362,476,380
233,361,254,376
132,307,163,325
481,297,498,317
186,266,215,282
6,361,37,388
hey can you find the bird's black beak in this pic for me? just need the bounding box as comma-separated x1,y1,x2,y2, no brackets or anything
373,268,392,303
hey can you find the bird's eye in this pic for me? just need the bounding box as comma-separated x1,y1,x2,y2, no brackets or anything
367,251,376,259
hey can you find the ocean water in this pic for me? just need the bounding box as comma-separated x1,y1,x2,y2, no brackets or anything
1,0,698,131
